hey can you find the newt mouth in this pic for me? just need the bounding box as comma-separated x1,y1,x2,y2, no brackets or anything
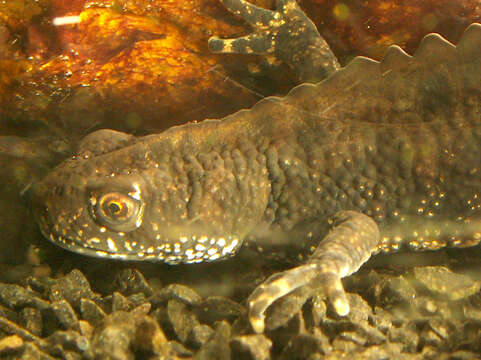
39,217,242,264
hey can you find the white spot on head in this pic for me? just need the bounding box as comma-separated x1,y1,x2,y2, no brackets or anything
107,238,117,251
174,243,181,254
185,249,195,260
195,244,206,251
111,253,128,259
210,253,220,261
221,238,239,255
129,183,142,200
89,237,101,244
167,255,180,263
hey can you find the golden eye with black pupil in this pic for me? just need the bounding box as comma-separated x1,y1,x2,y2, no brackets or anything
100,194,131,221
91,192,144,233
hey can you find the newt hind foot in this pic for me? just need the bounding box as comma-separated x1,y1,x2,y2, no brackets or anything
209,0,340,83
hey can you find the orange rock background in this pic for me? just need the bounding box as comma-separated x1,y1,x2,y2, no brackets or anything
0,0,479,139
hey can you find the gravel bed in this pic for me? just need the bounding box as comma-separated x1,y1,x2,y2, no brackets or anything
0,245,481,359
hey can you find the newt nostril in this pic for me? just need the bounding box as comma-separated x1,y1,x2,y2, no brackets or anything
28,182,47,207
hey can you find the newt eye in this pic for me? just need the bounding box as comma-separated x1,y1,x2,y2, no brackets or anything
91,192,144,232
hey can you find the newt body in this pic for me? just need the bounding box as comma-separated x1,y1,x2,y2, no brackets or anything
32,0,481,333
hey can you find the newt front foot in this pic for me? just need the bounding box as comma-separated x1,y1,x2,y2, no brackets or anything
248,262,350,333
209,0,340,82
248,211,380,333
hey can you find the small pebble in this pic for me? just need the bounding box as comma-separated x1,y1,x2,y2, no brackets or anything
194,321,231,360
230,334,272,360
167,299,195,344
0,334,23,355
112,291,133,312
49,270,95,309
150,284,202,307
80,298,106,326
113,268,153,297
21,307,42,336
50,300,79,331
413,266,481,301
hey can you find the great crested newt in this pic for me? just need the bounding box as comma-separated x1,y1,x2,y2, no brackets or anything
32,0,481,333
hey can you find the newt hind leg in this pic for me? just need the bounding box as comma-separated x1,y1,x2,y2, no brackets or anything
248,211,380,333
209,0,340,83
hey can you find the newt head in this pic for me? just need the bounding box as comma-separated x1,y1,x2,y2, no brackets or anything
29,129,262,264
